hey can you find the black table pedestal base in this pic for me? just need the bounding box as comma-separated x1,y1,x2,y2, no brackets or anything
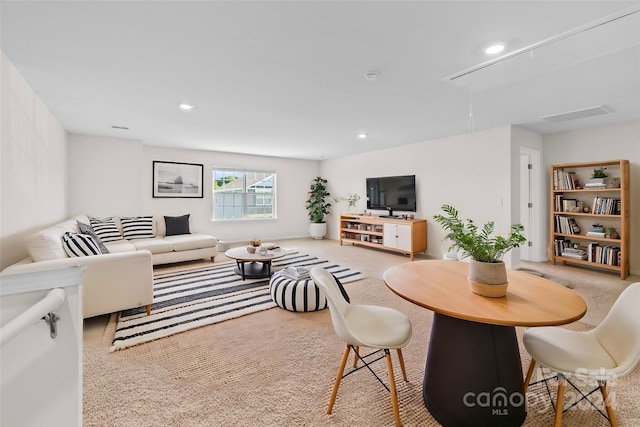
423,313,527,427
234,261,272,280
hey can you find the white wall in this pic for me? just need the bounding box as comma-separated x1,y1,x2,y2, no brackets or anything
66,138,321,245
142,146,319,243
0,53,68,270
68,135,144,216
543,120,640,275
321,126,519,267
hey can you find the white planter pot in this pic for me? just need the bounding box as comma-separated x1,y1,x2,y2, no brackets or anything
468,259,508,297
308,222,327,240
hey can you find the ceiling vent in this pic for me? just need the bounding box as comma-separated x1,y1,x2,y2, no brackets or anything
539,105,612,123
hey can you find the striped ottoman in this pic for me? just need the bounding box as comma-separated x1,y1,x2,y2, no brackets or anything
269,271,328,312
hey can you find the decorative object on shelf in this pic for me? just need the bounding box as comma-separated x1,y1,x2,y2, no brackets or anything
611,177,621,188
306,176,331,239
591,167,608,178
433,204,526,297
585,167,609,188
334,193,361,212
608,227,619,239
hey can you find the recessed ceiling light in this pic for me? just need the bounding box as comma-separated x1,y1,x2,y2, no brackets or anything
485,44,505,55
357,132,368,139
179,103,194,110
364,72,379,82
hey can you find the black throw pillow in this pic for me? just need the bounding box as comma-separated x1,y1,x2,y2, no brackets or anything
164,214,191,236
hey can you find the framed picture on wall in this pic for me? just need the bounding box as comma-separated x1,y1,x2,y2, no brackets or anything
153,161,203,198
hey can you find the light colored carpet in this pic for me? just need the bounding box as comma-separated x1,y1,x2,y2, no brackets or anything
83,239,640,426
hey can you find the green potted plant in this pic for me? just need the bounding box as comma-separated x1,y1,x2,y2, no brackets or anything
433,204,526,297
306,176,331,239
592,167,608,178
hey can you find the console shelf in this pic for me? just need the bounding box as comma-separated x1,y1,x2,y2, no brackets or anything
339,214,427,261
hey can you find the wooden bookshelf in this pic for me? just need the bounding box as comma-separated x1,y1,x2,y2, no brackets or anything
550,160,629,279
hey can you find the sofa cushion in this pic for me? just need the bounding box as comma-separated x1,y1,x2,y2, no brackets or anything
25,217,81,261
120,216,155,240
103,239,137,253
164,233,218,252
130,237,174,254
62,232,102,257
164,214,191,236
90,217,123,242
77,221,110,254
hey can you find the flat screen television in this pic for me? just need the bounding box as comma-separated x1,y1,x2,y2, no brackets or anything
366,175,416,215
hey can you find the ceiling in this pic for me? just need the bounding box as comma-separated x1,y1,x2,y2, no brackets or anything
2,1,639,160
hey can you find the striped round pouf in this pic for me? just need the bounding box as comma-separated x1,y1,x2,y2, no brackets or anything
269,271,328,312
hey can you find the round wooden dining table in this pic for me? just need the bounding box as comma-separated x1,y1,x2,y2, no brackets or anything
383,260,587,427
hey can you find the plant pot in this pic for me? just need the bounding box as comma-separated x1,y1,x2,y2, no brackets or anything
468,259,508,297
308,222,327,240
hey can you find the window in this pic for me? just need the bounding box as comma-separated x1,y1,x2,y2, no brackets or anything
212,168,276,220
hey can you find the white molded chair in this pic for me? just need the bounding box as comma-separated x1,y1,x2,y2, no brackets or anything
523,282,640,427
310,266,412,427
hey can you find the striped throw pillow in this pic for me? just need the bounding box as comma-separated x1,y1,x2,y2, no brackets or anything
120,216,154,240
77,221,110,254
89,217,123,242
62,232,102,257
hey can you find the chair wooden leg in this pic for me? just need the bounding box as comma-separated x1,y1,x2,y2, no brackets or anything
211,256,215,263
145,304,151,316
353,346,359,368
385,349,401,427
523,359,536,394
396,348,408,382
328,344,351,414
599,381,618,427
554,374,565,427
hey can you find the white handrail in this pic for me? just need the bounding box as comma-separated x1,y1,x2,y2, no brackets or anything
0,288,66,347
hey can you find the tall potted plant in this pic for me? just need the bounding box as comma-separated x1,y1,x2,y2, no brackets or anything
306,176,331,239
433,204,526,297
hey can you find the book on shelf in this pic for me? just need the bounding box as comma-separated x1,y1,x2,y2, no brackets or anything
592,197,621,215
554,215,581,234
586,231,606,237
554,170,579,190
280,266,310,280
587,242,620,266
561,246,587,259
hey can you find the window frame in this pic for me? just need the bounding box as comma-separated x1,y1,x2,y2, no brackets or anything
212,167,277,221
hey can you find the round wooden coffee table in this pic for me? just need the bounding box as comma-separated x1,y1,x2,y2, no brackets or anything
224,246,286,280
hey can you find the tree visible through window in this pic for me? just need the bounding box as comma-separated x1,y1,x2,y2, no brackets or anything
212,168,276,220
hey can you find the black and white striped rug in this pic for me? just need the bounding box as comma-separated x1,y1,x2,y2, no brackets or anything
110,253,365,351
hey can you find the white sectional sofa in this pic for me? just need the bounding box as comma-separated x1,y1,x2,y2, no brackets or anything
2,214,218,318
